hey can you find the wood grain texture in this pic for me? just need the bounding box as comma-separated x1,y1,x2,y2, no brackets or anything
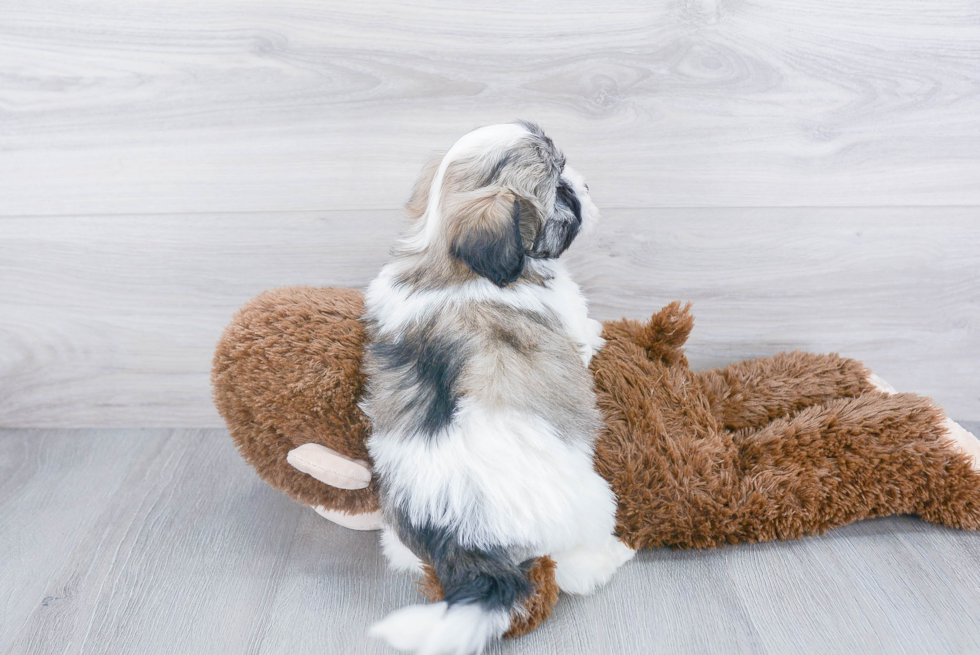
3,427,980,654
1,209,977,427
1,0,979,215
0,429,153,648
2,429,303,654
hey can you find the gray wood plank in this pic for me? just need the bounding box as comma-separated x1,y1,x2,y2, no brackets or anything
1,208,977,427
4,427,980,654
0,429,153,648
253,511,419,655
1,1,979,215
2,429,302,655
727,517,980,654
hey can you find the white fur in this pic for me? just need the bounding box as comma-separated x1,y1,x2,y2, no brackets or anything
366,258,604,366
561,165,600,238
381,525,424,573
372,402,618,557
552,535,636,595
370,602,510,655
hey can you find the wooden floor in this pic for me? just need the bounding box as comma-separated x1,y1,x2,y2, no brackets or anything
4,426,980,655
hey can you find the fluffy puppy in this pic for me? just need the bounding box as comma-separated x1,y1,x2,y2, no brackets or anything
362,122,634,654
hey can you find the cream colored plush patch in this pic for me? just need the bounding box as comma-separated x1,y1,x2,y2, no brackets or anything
942,418,980,472
867,372,898,395
286,443,372,490
313,505,382,531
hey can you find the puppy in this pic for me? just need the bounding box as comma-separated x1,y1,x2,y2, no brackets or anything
361,122,635,654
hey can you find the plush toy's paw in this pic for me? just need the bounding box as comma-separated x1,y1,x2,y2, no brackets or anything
867,372,898,395
286,443,372,489
312,506,382,531
381,525,424,573
942,417,980,472
369,602,509,655
863,375,979,471
552,536,635,595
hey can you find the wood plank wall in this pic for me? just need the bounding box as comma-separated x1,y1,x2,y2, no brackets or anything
1,0,978,426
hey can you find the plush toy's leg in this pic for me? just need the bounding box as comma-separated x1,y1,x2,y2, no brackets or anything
286,444,382,531
696,351,874,431
863,374,980,468
725,393,980,543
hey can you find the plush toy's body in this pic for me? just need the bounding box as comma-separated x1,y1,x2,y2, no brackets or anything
212,286,980,635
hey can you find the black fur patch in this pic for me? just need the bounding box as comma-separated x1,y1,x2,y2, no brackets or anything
393,511,533,611
452,200,526,287
531,180,581,258
369,326,466,436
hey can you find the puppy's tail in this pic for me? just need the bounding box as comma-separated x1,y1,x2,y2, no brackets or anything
370,601,511,654
370,526,531,654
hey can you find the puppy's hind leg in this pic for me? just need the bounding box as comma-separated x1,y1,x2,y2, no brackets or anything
552,534,636,595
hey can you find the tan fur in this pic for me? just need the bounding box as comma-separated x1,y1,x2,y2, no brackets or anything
405,153,444,219
392,138,557,290
212,289,980,636
397,184,521,289
441,186,518,246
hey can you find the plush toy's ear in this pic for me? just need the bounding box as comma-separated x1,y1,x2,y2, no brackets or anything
450,192,526,287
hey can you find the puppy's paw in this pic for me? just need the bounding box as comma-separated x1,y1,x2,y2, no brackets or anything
552,536,635,595
587,318,606,351
370,602,508,654
577,320,605,367
287,443,372,490
381,525,424,573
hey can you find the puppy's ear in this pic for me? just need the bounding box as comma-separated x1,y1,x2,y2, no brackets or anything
406,153,445,218
531,180,582,258
450,191,525,287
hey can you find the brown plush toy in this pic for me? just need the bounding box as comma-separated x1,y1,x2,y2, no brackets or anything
212,286,980,637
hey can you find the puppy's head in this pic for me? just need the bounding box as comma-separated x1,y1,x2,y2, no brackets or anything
403,122,598,287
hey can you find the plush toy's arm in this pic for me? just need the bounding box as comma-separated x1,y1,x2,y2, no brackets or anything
696,351,874,431
286,444,382,531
